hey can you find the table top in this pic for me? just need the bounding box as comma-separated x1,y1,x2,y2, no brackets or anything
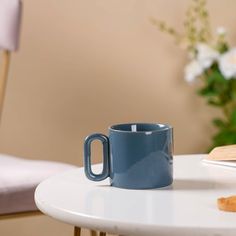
35,155,236,236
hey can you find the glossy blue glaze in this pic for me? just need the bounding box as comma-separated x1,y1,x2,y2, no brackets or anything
84,133,110,181
84,123,173,189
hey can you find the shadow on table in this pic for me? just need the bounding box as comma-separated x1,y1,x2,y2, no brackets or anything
94,179,228,191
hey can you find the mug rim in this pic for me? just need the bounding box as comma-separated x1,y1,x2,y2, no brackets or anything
109,123,172,133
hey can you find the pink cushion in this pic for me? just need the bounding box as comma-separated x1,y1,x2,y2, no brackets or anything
0,0,22,51
0,154,77,215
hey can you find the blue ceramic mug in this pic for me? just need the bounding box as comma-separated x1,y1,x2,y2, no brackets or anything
84,123,173,189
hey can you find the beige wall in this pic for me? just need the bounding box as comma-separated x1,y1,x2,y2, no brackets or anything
1,0,236,235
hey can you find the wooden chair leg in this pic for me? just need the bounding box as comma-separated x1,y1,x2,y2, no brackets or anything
0,50,10,121
74,227,81,236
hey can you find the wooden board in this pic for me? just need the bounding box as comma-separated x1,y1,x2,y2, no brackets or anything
208,145,236,161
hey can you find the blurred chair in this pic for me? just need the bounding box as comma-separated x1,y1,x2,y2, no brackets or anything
0,2,99,236
0,0,76,217
0,154,76,215
0,2,100,235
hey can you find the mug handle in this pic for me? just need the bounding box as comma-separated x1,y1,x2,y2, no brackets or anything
84,133,110,181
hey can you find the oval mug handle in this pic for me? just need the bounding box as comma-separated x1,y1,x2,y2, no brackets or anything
84,133,110,181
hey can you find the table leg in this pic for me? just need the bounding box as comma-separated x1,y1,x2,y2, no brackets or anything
99,232,106,236
91,230,97,236
74,227,98,236
74,227,81,236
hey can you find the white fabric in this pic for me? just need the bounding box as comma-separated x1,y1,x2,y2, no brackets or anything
0,154,77,215
0,0,22,51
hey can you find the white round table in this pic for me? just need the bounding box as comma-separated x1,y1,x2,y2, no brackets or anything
35,155,236,236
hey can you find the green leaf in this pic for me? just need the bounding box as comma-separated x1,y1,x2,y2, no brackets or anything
207,69,226,84
230,109,236,126
217,43,229,54
213,130,236,146
212,118,225,128
198,88,217,97
207,99,222,106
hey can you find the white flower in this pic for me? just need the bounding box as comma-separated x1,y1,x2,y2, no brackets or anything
216,27,227,36
184,60,203,83
196,43,219,69
219,48,236,79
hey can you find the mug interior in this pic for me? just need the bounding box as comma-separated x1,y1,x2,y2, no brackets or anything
110,123,171,133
